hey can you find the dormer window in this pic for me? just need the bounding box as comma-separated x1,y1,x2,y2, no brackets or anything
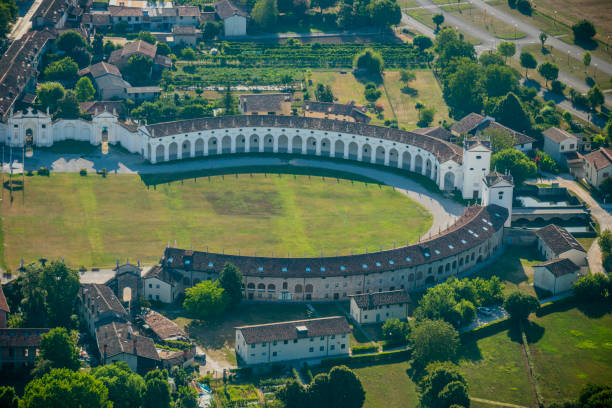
434,250,440,255
498,191,504,200
282,267,287,272
258,266,263,271
376,262,381,267
320,267,326,272
362,264,368,269
306,267,311,272
340,266,346,271
168,257,173,263
405,257,411,262
389,260,394,265
208,262,214,267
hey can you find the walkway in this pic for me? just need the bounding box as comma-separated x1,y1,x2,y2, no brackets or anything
8,0,43,40
469,397,529,408
14,147,466,240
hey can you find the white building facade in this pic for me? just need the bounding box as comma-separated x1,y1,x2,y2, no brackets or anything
349,290,410,324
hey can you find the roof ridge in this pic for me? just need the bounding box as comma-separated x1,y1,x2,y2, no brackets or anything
236,316,344,329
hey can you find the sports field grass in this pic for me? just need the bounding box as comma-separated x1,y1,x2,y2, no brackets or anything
529,303,612,404
0,172,432,270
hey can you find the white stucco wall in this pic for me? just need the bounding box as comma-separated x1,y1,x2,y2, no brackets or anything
350,298,408,324
144,277,174,303
223,15,247,36
533,266,577,295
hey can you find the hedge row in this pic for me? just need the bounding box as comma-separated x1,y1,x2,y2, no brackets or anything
350,344,379,354
321,348,412,368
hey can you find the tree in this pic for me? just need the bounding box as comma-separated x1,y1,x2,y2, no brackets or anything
354,48,384,75
202,21,221,40
92,33,104,60
491,92,531,132
579,383,612,408
36,82,65,114
438,381,470,408
400,69,416,83
126,55,153,85
445,60,484,117
177,386,198,408
484,64,519,97
328,365,366,408
38,327,80,371
251,0,278,30
537,61,559,87
369,0,401,29
413,35,433,52
539,31,548,49
56,30,88,53
479,52,505,66
143,370,172,408
420,361,468,408
364,83,382,102
219,263,243,306
573,274,609,302
277,379,308,408
503,291,539,321
0,0,18,38
583,51,591,74
0,386,18,408
433,13,444,30
418,107,436,127
587,85,604,111
520,52,537,78
411,319,459,366
222,84,236,114
138,31,157,44
481,127,516,154
40,261,80,326
93,362,145,408
76,76,95,102
306,373,333,406
315,83,334,102
43,57,79,81
600,178,612,200
572,20,596,42
183,281,229,319
491,148,536,185
497,41,516,62
181,47,196,60
156,42,171,56
382,318,410,345
21,369,111,408
434,28,475,66
115,21,129,34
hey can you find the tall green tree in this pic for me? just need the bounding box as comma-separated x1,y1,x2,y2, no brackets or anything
503,291,539,321
572,19,596,42
21,369,111,408
420,361,469,408
40,261,80,327
315,83,334,102
539,31,548,49
251,0,278,30
583,51,591,74
432,13,444,30
76,76,95,102
38,327,80,371
519,52,537,78
491,148,536,185
410,319,459,366
368,0,401,28
43,57,79,81
137,31,157,44
537,61,559,87
491,92,531,132
183,281,229,319
0,0,18,37
353,48,384,75
481,127,516,154
56,30,88,53
92,33,104,60
483,64,518,97
0,386,18,408
219,263,243,306
222,84,236,114
19,263,47,327
327,365,366,408
445,60,484,117
434,28,475,66
126,55,153,85
93,362,145,408
143,370,172,408
177,386,198,408
497,41,516,62
587,85,604,111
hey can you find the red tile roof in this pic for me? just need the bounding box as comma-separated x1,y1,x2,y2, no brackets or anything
0,285,8,313
236,316,350,344
584,148,612,171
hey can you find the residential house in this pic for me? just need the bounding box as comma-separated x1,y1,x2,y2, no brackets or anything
239,93,293,115
0,329,49,370
535,224,587,267
542,127,578,166
450,113,535,153
349,290,411,324
79,283,129,338
171,25,201,46
142,310,187,342
78,62,129,99
235,317,351,365
583,147,612,188
96,321,160,373
126,86,162,102
214,0,248,37
533,258,580,295
143,266,183,303
32,0,75,29
413,126,454,142
108,40,170,71
303,101,370,124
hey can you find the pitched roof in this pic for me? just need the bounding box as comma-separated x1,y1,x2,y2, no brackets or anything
144,115,464,164
535,258,579,277
584,148,612,171
484,171,513,187
0,285,9,313
109,40,156,64
0,328,49,347
96,321,160,361
143,265,182,286
108,6,142,16
350,290,411,310
78,61,121,78
542,127,577,144
303,101,370,123
34,0,70,22
172,25,200,35
451,113,535,146
126,86,162,93
143,310,186,341
413,126,454,142
214,0,248,19
239,93,292,113
177,5,200,16
79,100,125,116
536,224,585,256
450,112,485,134
80,283,129,321
236,316,350,344
160,204,508,278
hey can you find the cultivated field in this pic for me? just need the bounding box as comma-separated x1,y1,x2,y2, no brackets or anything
0,172,432,269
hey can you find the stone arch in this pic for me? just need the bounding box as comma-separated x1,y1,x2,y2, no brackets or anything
294,284,303,293
155,144,164,162
257,283,265,290
208,137,218,155
264,134,274,152
278,135,289,153
408,273,415,281
267,284,276,291
235,135,246,153
443,172,455,191
375,145,385,165
147,143,151,160
320,138,331,156
195,138,204,156
402,151,411,169
348,142,359,160
65,123,75,140
425,158,433,178
168,142,178,160
249,134,259,153
282,282,288,290
305,284,313,293
221,135,231,154
181,139,191,159
415,155,423,173
362,143,372,162
292,135,303,154
306,136,317,155
389,148,398,167
247,282,255,290
334,139,345,159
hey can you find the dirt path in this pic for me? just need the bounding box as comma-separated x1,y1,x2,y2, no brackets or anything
469,397,530,408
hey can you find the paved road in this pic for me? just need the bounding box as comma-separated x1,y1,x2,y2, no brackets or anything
8,0,43,40
537,173,612,275
13,147,466,239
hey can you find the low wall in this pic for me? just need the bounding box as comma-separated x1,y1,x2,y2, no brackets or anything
504,227,537,246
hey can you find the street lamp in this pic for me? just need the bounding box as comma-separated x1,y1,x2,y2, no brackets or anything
594,63,598,80
554,10,557,26
514,24,517,40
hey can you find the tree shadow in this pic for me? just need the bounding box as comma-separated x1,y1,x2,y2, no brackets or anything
523,321,545,344
541,47,551,55
353,71,384,86
576,300,612,319
574,38,598,51
523,78,541,91
586,77,595,87
3,179,24,191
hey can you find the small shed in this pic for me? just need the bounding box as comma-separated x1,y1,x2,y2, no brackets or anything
533,258,579,295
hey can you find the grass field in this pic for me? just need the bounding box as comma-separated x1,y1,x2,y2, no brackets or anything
404,8,483,45
529,303,612,404
0,172,432,269
353,361,420,408
441,3,527,40
459,326,535,407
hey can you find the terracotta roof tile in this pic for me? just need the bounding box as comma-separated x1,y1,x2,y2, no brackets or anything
584,148,612,170
535,258,579,277
237,316,350,344
536,224,585,256
0,285,8,313
350,290,411,310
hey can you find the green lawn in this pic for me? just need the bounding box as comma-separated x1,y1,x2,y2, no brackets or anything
459,326,535,407
529,303,612,404
1,172,432,269
353,361,420,408
441,3,527,40
404,8,483,45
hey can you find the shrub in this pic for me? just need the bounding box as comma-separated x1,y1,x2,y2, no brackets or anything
550,80,566,95
516,0,532,15
572,20,596,42
350,344,379,354
321,348,411,367
79,168,87,176
37,167,50,176
364,87,382,102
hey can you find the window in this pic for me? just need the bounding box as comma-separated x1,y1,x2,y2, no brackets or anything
320,336,324,341
149,283,152,288
272,351,277,356
320,346,324,351
364,315,368,319
262,343,266,347
251,344,255,349
310,338,314,342
498,191,504,200
309,347,314,352
330,345,335,350
273,341,277,346
341,344,345,349
156,284,160,289
341,334,346,338
476,155,481,159
284,340,288,345
331,335,335,339
293,339,298,343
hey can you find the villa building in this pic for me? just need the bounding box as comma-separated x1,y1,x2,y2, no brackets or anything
451,113,535,153
535,224,587,267
583,147,612,188
349,290,411,324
